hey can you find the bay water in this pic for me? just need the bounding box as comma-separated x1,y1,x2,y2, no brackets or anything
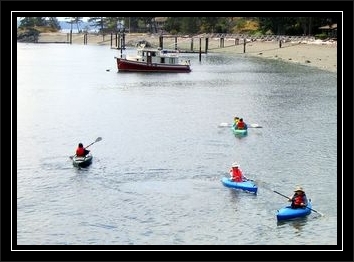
15,43,339,248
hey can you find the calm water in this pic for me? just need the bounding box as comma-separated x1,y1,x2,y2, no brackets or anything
15,43,339,248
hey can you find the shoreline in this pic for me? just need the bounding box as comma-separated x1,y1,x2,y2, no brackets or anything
211,40,337,73
36,33,337,73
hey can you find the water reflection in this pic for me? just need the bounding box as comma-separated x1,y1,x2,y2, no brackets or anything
277,216,309,231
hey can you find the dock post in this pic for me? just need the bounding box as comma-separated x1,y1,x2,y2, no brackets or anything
117,32,121,48
120,37,123,58
199,38,202,61
159,35,163,49
219,37,224,48
205,38,208,54
122,29,125,49
190,37,193,51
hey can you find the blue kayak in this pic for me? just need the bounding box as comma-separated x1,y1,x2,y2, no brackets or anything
231,125,248,136
276,200,312,221
221,177,257,194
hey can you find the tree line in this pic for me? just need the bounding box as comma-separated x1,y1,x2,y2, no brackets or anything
18,17,338,36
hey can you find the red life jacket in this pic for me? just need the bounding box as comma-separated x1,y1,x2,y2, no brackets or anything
76,147,85,156
237,121,246,129
230,167,243,182
292,193,307,207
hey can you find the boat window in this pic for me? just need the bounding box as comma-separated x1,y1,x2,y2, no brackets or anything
161,58,165,63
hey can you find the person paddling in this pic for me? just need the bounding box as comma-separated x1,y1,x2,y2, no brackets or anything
232,116,240,128
76,143,90,157
236,118,248,130
229,162,247,182
289,186,308,209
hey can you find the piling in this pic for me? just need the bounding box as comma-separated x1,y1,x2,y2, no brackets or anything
159,35,163,49
199,38,202,61
219,37,224,48
69,30,72,44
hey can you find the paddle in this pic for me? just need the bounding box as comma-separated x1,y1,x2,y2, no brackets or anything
70,137,102,159
249,123,262,128
218,122,262,128
84,137,102,149
273,190,324,216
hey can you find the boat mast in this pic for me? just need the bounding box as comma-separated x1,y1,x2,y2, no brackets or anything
120,29,124,58
118,19,125,58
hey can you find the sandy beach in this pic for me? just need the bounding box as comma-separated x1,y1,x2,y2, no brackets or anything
210,39,337,73
37,33,337,73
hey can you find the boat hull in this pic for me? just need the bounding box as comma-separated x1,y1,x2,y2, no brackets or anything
221,177,258,194
116,58,191,73
73,154,93,168
276,201,312,221
231,126,248,136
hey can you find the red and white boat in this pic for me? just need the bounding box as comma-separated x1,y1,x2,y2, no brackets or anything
115,44,191,73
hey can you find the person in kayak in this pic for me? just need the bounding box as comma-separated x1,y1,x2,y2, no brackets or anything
232,116,240,128
76,143,90,157
229,162,246,182
236,118,248,130
289,186,308,209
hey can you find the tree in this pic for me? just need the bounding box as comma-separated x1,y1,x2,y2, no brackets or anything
180,17,199,34
18,17,60,31
67,17,83,32
19,17,46,28
46,17,61,30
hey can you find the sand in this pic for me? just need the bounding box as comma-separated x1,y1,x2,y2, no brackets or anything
37,33,337,73
230,40,337,73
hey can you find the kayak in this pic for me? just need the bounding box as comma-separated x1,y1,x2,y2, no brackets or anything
72,154,93,168
221,177,258,194
276,200,312,221
231,125,248,136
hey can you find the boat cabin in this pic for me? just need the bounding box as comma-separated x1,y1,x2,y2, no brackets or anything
136,47,180,65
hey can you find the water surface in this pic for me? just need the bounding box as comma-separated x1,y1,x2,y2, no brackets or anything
16,43,339,248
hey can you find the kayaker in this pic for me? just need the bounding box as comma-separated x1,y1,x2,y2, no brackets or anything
236,118,248,130
289,186,308,209
232,116,240,128
229,162,246,182
76,143,90,157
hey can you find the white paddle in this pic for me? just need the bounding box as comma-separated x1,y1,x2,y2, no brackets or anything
218,122,262,128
